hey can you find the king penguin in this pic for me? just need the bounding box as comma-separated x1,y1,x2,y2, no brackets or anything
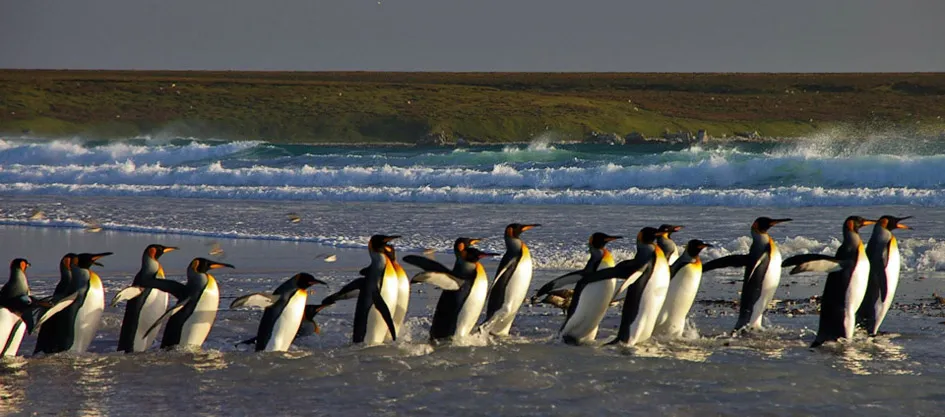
581,227,670,346
134,257,234,349
783,216,875,347
703,217,791,332
653,239,712,338
555,232,622,345
34,253,77,354
403,238,499,342
481,223,539,337
37,252,113,353
352,235,400,346
857,215,911,336
111,244,178,353
657,224,684,265
389,245,410,340
230,272,327,351
0,259,34,357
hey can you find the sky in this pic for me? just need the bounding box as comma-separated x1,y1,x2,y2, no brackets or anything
2,0,944,72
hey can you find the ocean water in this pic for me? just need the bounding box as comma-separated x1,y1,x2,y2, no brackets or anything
2,134,945,415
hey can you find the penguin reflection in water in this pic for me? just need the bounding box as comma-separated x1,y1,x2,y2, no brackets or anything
230,273,327,352
114,258,233,349
783,216,874,347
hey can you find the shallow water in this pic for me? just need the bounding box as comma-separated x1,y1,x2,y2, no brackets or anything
3,198,945,415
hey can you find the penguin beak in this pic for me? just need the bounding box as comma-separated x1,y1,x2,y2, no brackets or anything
604,235,623,242
671,225,684,233
479,252,501,259
92,252,113,267
209,261,235,270
895,216,913,230
862,219,877,226
383,235,401,243
469,238,482,245
313,278,329,287
771,218,792,226
164,246,179,253
522,224,540,231
700,243,713,249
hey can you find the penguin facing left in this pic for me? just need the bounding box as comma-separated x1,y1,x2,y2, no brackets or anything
0,259,34,357
352,235,400,346
134,257,234,349
481,223,539,337
36,252,113,353
231,273,327,352
783,216,875,347
111,244,178,353
653,239,711,338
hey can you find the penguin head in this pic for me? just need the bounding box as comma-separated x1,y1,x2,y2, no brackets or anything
463,247,500,262
877,215,912,231
844,216,876,231
636,227,661,245
383,244,397,260
752,217,792,233
145,244,178,260
190,257,235,273
369,235,400,253
10,258,30,272
59,253,77,273
505,223,540,239
657,224,684,237
76,252,113,269
293,272,328,289
684,239,712,257
453,237,482,256
588,233,622,249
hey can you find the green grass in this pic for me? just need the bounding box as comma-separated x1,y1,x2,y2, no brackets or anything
1,70,943,143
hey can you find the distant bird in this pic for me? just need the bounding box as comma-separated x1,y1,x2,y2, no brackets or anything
315,253,337,263
535,289,574,312
422,248,437,258
28,210,45,221
287,213,302,223
84,221,103,233
207,242,225,257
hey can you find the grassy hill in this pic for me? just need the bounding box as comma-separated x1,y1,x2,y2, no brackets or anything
1,70,943,143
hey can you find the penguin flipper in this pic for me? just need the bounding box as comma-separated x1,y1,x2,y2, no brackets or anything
230,293,279,309
703,255,751,273
410,272,463,290
782,254,845,274
534,271,583,299
110,286,145,307
144,299,191,339
401,255,452,275
321,278,363,305
36,292,78,327
371,289,397,341
137,279,188,300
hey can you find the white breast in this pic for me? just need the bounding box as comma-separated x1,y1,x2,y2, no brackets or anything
750,245,782,330
365,266,400,345
560,278,615,344
655,263,702,338
488,250,534,336
626,255,671,346
394,266,410,336
455,266,489,337
181,279,219,347
844,247,871,339
873,238,901,334
72,274,105,353
134,288,169,352
265,290,307,352
0,308,26,357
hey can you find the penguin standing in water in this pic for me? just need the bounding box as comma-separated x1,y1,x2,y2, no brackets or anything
135,258,233,349
404,238,499,342
111,244,178,353
481,223,539,337
580,227,670,346
703,217,791,332
0,259,34,357
34,253,76,354
37,252,113,353
857,215,911,336
654,240,712,338
389,245,410,340
546,233,621,345
230,273,327,352
784,216,875,347
657,224,684,265
352,235,400,345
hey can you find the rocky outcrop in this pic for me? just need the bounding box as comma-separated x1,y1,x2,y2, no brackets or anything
584,131,625,145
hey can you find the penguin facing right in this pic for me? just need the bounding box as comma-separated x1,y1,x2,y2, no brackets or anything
703,217,791,332
403,238,499,341
352,235,400,345
33,253,76,354
231,272,327,351
36,252,113,353
657,224,684,264
134,257,234,349
112,244,178,353
653,239,711,338
783,216,875,347
0,259,33,357
857,215,911,336
481,223,539,337
555,232,621,345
